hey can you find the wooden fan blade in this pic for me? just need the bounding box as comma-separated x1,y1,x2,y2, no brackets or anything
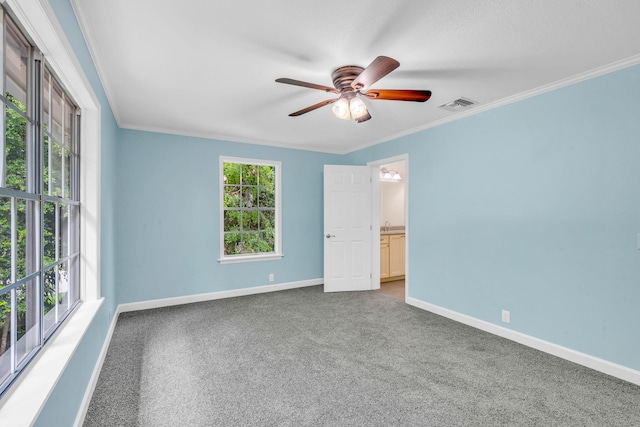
363,89,432,102
289,99,337,116
276,78,340,94
350,56,400,91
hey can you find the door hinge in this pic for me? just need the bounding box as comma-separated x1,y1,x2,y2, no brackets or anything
370,273,372,279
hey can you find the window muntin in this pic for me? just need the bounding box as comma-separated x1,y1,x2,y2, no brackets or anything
0,10,81,395
220,157,281,262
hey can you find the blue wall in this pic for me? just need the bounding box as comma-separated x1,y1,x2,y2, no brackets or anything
116,130,343,304
347,64,640,371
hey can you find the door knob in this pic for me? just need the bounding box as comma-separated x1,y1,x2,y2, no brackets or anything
325,234,335,238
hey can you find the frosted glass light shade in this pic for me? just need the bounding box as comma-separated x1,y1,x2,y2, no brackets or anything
349,97,368,119
332,97,351,120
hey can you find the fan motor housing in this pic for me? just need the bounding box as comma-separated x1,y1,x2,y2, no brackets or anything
332,66,364,92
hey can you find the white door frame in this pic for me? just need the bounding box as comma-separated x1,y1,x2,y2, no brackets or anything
368,154,409,300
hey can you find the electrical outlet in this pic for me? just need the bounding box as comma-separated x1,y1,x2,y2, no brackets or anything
501,309,511,324
269,273,274,282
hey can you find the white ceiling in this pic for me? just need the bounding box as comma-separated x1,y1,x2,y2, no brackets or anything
71,0,640,154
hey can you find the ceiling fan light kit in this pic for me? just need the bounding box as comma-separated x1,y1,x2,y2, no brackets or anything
349,97,370,122
331,94,371,122
332,97,351,120
276,56,432,123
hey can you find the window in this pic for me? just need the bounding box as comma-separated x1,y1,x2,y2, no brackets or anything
0,10,81,395
220,157,281,263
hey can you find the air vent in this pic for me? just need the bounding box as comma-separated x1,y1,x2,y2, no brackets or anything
439,97,477,112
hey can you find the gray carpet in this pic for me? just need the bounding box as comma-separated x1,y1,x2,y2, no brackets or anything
84,286,640,426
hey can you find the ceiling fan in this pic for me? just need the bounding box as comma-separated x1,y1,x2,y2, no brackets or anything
276,56,431,123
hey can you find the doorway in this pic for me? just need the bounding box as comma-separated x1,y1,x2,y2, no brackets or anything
369,155,408,302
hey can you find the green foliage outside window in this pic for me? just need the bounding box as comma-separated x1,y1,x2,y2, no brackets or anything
223,162,276,255
0,94,64,355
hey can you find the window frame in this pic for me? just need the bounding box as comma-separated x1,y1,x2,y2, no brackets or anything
0,0,103,423
40,61,82,341
0,9,82,396
219,156,282,264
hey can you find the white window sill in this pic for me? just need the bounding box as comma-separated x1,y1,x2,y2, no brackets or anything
218,253,284,264
0,298,104,427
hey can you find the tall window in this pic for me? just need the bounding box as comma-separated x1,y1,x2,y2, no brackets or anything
220,157,281,263
0,10,81,395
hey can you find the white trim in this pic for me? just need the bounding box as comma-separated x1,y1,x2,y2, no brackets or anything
406,296,640,387
367,154,409,295
118,278,322,313
218,253,284,264
370,165,381,290
367,154,409,167
0,299,104,427
73,304,120,427
120,122,341,154
219,156,282,263
78,109,102,301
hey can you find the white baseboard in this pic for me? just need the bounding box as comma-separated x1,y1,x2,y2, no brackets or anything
118,278,323,313
406,297,640,387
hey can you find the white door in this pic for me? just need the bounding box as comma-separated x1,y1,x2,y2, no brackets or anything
324,165,373,292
